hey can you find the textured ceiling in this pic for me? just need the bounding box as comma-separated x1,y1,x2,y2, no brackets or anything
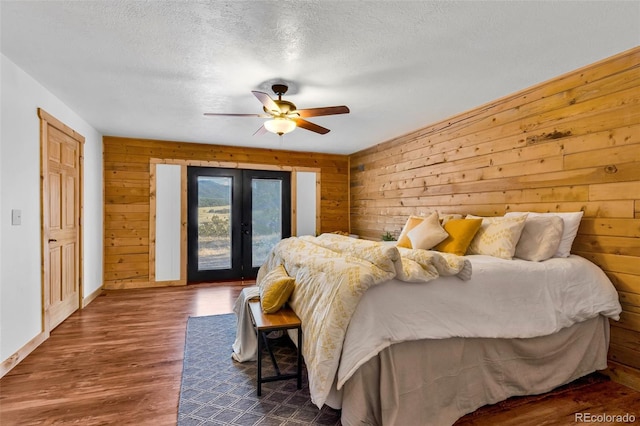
1,1,638,154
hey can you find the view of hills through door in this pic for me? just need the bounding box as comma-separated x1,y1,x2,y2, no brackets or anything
187,167,291,282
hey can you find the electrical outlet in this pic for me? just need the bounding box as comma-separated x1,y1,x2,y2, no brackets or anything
11,209,22,225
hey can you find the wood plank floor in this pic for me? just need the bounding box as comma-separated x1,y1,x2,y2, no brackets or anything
1,283,638,425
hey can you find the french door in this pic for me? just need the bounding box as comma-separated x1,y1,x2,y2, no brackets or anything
187,167,291,282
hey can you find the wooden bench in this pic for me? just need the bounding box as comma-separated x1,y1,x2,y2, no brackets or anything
247,299,303,396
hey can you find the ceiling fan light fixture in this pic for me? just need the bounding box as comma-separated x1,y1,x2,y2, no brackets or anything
264,117,296,135
205,83,349,136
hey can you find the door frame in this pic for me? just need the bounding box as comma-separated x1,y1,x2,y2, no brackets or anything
39,108,84,336
147,159,320,286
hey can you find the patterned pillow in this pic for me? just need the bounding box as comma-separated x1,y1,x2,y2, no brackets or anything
407,212,449,250
434,218,483,256
466,214,528,259
259,264,295,313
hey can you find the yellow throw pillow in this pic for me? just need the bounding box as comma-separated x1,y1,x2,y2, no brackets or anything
434,218,483,256
259,264,295,313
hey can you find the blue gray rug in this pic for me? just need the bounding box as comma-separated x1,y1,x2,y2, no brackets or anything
178,313,341,425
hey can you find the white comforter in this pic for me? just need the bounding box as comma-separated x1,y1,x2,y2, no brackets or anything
336,254,622,389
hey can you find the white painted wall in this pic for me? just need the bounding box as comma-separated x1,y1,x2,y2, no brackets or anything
296,172,317,236
155,164,181,281
0,54,103,363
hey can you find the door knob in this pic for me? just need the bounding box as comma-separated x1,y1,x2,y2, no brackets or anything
48,239,57,243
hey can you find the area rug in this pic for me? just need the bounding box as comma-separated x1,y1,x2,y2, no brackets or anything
178,313,341,425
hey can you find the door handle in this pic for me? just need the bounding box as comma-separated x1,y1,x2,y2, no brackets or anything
48,239,57,243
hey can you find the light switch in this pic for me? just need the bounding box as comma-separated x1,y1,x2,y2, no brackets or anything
11,209,22,225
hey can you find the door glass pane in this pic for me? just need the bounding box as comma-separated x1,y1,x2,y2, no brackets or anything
252,178,282,267
197,176,232,270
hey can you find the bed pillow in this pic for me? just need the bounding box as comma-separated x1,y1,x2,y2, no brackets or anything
407,212,449,250
505,211,583,258
466,214,528,259
397,214,430,248
514,215,564,261
259,264,295,313
434,218,483,256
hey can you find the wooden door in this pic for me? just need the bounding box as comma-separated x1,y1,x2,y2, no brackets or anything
39,109,84,332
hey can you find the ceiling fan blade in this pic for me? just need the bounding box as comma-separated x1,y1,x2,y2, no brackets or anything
204,113,271,118
295,106,350,118
294,118,330,135
253,125,268,136
252,91,281,114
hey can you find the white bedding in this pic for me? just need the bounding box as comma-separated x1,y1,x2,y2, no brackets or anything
233,236,622,414
337,254,621,389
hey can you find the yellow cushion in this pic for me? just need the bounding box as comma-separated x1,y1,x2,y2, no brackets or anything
407,212,448,250
259,264,295,313
397,215,429,248
466,214,528,259
434,218,483,256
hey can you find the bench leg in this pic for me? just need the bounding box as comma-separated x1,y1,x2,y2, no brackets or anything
257,330,263,396
297,326,302,390
255,326,302,397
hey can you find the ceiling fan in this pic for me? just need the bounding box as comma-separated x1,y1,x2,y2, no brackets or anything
204,84,350,136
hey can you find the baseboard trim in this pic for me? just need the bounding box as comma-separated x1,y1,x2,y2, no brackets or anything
604,361,640,391
1,287,103,379
103,280,187,290
0,331,48,378
83,286,103,308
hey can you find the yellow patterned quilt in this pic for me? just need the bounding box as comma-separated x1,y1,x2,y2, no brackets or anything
256,233,471,408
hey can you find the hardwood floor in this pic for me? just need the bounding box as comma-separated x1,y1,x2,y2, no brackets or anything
0,282,246,425
1,283,638,425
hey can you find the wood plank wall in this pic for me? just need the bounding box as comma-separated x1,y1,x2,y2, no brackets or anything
103,137,349,289
349,47,640,389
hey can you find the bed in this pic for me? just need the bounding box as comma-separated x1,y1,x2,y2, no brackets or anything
232,213,622,425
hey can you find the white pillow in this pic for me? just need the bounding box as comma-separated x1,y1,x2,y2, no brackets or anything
466,214,528,259
514,216,564,261
505,211,583,258
407,212,449,250
397,215,429,248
